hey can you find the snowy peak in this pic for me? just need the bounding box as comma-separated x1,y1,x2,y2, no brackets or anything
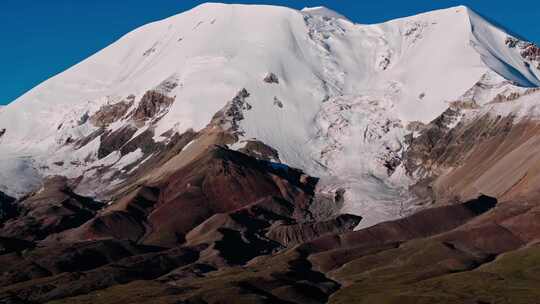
1,3,538,150
0,3,539,225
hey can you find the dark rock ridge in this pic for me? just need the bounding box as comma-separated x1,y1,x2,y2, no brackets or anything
131,90,175,125
90,96,134,127
211,88,252,138
97,125,138,159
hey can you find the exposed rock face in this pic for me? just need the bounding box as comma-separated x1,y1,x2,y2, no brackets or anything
404,106,465,177
273,96,283,108
98,125,138,159
131,90,175,124
404,106,519,203
90,97,134,127
505,36,520,48
119,128,157,156
263,72,279,84
211,89,252,137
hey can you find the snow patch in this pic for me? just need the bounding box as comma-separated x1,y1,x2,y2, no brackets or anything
114,149,144,170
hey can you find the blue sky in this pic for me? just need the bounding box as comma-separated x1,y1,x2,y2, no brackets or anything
1,0,539,105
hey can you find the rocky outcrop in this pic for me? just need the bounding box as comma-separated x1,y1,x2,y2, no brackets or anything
98,125,138,159
119,128,158,156
90,96,134,127
211,89,252,137
263,72,279,84
273,96,284,108
404,106,465,178
73,127,105,150
131,90,175,125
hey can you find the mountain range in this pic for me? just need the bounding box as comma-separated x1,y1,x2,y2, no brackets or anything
0,3,540,303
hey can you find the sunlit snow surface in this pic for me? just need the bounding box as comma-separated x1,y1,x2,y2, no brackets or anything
0,4,539,226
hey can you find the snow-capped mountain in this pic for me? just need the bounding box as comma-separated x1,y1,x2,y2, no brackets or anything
0,3,539,228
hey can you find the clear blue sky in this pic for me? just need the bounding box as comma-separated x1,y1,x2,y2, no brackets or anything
1,0,539,105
